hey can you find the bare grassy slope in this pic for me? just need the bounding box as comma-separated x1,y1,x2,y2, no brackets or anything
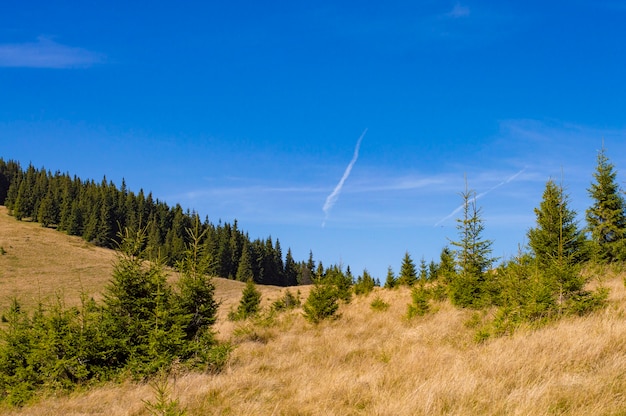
0,206,116,311
2,206,626,415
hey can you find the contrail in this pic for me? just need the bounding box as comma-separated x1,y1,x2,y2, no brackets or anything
322,128,368,227
434,167,527,227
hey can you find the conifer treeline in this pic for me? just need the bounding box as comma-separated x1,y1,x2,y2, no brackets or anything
0,158,315,286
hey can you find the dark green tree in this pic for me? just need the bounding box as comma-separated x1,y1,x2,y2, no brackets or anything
297,250,315,285
235,241,255,282
284,248,299,286
586,144,626,262
36,190,55,227
397,252,417,286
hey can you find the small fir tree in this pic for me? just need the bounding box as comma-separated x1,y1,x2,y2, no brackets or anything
230,279,262,321
302,281,339,324
418,257,429,280
406,283,430,318
437,246,456,283
384,266,397,289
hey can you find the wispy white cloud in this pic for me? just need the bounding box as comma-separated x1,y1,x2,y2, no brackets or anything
166,118,626,232
322,128,367,226
446,2,470,18
493,119,626,183
0,36,105,68
434,167,528,226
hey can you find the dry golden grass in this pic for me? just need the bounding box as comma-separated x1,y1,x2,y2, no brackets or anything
0,206,116,312
2,206,626,415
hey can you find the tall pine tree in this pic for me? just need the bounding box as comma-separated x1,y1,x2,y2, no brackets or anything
449,183,495,308
528,179,587,300
397,252,417,286
528,179,587,268
586,144,626,262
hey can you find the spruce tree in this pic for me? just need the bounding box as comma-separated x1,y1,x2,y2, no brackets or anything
176,220,219,343
303,281,339,324
437,246,456,284
449,184,495,308
37,191,55,227
586,144,626,262
235,241,255,282
418,257,429,280
527,179,588,306
284,248,299,286
354,269,375,295
384,266,397,289
397,252,417,286
528,179,587,269
102,227,186,376
230,279,262,320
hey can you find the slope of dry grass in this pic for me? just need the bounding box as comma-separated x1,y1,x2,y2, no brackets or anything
0,206,116,312
2,206,626,415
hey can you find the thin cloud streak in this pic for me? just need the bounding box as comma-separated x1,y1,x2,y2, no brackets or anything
447,2,470,18
0,36,105,68
434,167,527,227
322,128,367,227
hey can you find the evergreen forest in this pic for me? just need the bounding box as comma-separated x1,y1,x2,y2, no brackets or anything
0,158,315,286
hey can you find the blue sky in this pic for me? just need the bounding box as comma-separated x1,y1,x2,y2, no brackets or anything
2,1,626,279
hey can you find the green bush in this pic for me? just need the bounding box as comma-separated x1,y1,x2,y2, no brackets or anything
354,270,376,296
566,287,609,316
272,289,301,311
303,283,339,324
0,227,230,407
370,296,390,312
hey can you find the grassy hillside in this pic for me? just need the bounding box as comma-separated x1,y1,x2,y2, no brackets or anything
2,207,626,415
0,205,289,325
0,206,116,312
